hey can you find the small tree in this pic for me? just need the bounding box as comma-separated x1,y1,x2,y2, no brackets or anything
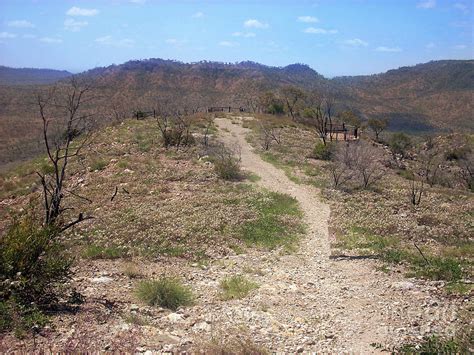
368,118,388,142
389,132,412,159
281,86,306,121
301,93,327,145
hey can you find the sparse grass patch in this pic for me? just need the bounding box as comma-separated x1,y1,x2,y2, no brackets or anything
240,191,304,249
220,275,259,300
123,262,142,279
261,152,302,184
82,244,127,260
123,313,149,326
90,159,108,171
136,277,194,310
197,329,267,354
246,171,261,182
336,226,468,282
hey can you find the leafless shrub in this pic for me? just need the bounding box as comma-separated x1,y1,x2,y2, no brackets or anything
409,178,424,206
36,76,95,229
259,122,282,151
328,143,354,188
156,108,194,149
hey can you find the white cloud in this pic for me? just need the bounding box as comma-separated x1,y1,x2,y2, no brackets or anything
219,41,238,47
297,16,318,23
95,35,134,47
40,37,63,43
130,0,146,3
304,27,338,34
375,46,402,52
22,34,37,39
343,38,368,47
0,32,17,38
192,11,204,18
66,7,99,16
425,42,436,49
453,44,467,49
6,20,35,28
64,18,88,32
417,0,436,9
232,31,256,38
453,3,470,13
244,19,269,29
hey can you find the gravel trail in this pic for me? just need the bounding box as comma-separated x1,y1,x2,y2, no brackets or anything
212,116,459,353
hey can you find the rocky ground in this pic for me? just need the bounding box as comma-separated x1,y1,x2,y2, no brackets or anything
0,116,470,353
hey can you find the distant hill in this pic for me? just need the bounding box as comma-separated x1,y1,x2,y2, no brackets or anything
81,58,473,131
0,66,72,85
0,58,472,167
333,60,474,131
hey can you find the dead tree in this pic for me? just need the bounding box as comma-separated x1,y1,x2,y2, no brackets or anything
36,77,95,228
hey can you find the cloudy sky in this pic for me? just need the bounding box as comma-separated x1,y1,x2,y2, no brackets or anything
0,0,472,76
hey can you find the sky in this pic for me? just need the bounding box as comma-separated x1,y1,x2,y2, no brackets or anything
0,0,472,77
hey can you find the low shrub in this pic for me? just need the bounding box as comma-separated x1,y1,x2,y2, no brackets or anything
136,277,194,310
0,216,72,306
0,214,72,335
220,275,258,300
311,141,334,160
210,144,241,180
397,335,461,354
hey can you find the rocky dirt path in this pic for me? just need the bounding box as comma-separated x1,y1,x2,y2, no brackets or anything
210,116,460,353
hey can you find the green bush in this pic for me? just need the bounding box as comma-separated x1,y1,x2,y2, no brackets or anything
389,132,411,158
136,277,194,310
312,141,334,160
397,335,461,354
220,275,258,300
0,216,72,306
0,215,72,335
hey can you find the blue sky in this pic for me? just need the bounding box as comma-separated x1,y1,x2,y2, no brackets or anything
0,0,472,76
